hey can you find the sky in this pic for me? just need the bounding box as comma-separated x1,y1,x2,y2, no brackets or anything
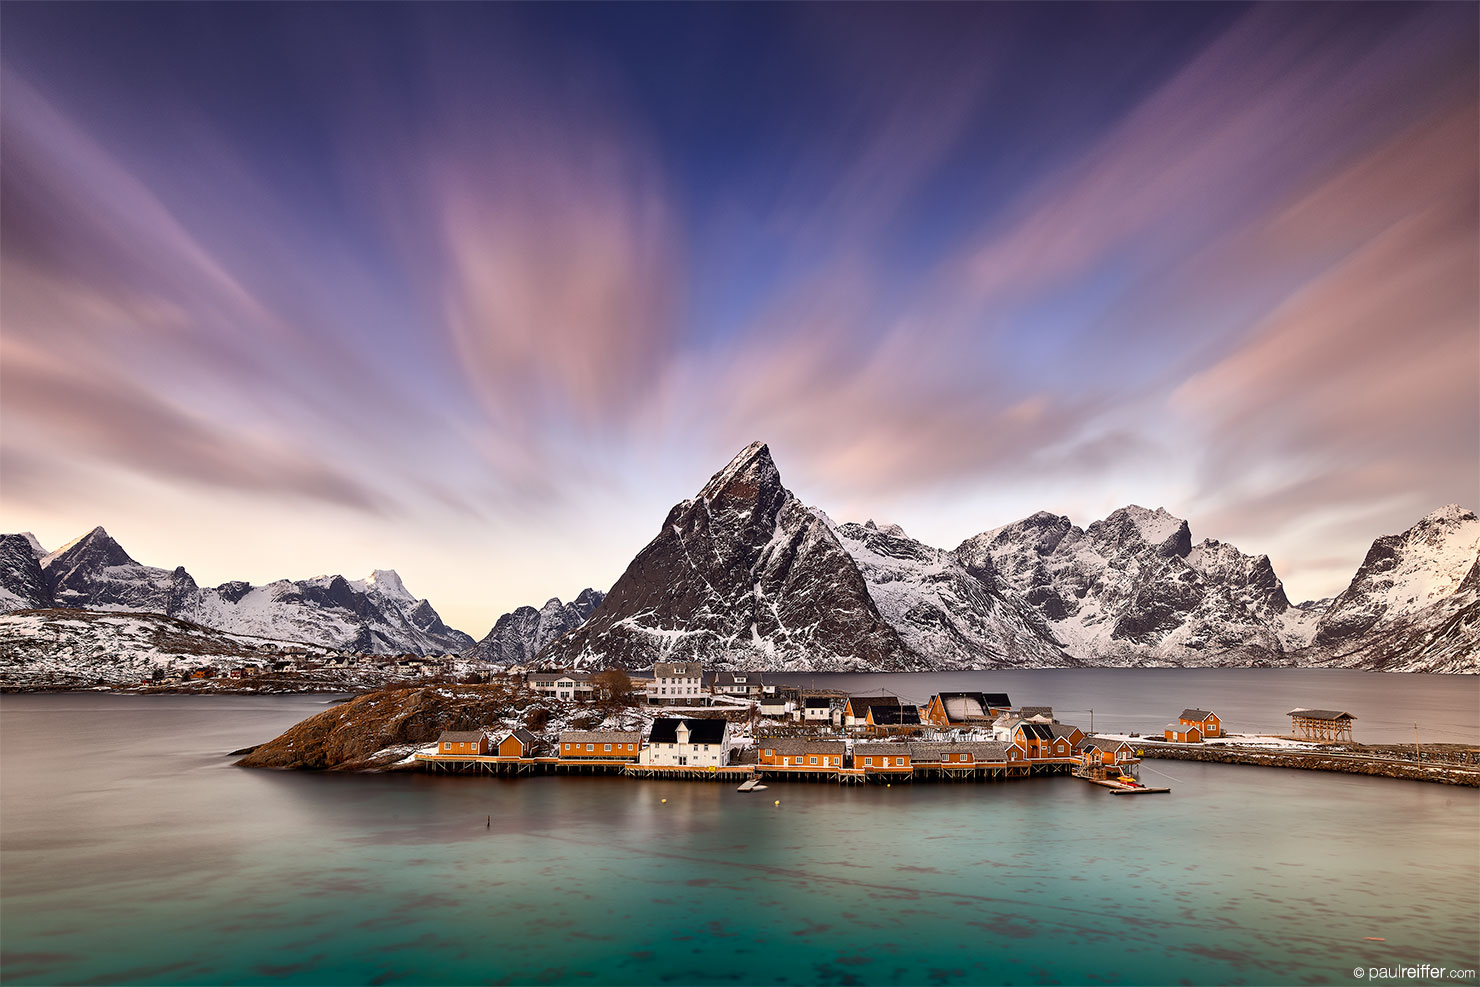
1,2,1476,637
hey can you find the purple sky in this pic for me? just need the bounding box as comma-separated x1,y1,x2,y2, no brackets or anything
1,3,1476,636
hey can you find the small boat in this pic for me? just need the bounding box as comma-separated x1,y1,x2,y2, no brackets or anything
736,779,759,792
751,783,768,791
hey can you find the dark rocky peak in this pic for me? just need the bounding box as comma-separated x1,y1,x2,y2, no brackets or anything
0,534,53,611
44,525,137,572
215,580,255,604
571,588,606,618
1089,506,1191,559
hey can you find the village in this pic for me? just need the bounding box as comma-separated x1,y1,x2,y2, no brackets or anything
407,660,1440,791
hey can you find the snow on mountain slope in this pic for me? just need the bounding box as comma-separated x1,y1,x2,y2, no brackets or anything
1317,505,1480,642
0,534,52,612
957,507,1287,663
0,609,333,688
466,588,606,665
4,526,471,655
829,518,1070,668
542,442,914,671
1310,506,1480,672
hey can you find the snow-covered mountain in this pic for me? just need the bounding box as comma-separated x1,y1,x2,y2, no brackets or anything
0,533,51,611
828,518,1070,668
465,589,605,666
955,507,1297,663
0,609,334,689
1309,505,1479,674
1,527,472,655
542,441,915,671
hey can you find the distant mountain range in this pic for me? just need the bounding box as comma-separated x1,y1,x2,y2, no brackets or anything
539,442,1476,674
0,528,471,655
3,441,1476,674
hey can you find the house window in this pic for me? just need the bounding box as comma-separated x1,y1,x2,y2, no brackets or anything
604,744,612,752
586,744,594,751
864,757,873,766
809,756,817,765
895,758,905,766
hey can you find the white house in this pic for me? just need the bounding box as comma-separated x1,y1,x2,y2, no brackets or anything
527,670,594,701
713,671,764,698
802,696,834,723
647,661,706,705
639,717,732,767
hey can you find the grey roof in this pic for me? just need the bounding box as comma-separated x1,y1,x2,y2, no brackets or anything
1179,708,1215,721
761,739,846,755
648,717,728,745
715,671,763,686
1083,736,1134,752
854,742,911,756
1049,723,1083,741
560,730,642,744
437,730,486,743
1287,708,1357,721
506,727,539,748
653,661,703,678
909,741,1011,762
1019,706,1053,719
760,695,787,706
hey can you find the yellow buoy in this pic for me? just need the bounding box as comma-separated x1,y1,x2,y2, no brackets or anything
774,800,780,806
661,798,667,803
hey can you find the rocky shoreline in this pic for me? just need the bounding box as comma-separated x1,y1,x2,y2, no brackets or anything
1141,743,1480,787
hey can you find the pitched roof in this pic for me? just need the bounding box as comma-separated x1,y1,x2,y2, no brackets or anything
1082,736,1134,752
1179,708,1215,721
868,706,922,725
437,730,486,743
1287,708,1357,721
1048,723,1083,741
803,696,833,708
933,692,1014,721
908,741,1011,762
854,742,911,756
560,730,642,744
846,695,901,714
715,671,762,685
1019,706,1053,719
505,727,539,749
653,661,703,678
648,717,729,745
1012,721,1055,740
761,739,846,756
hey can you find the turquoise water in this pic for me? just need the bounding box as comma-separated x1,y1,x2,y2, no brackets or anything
2,684,1477,986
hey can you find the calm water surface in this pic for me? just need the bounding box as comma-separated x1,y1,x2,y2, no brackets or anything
2,675,1477,986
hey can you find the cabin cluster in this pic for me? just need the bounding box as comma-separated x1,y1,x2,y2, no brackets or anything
425,688,1145,784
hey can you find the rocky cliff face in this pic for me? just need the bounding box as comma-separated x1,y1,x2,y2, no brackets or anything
1309,506,1479,673
956,506,1293,662
466,589,605,665
0,533,51,611
829,518,1070,668
542,442,914,671
1,527,471,655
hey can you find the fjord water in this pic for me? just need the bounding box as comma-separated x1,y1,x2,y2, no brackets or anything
2,675,1476,987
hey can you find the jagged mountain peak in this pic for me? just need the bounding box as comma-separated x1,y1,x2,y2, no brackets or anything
18,533,45,560
1421,503,1477,526
696,440,779,501
1092,505,1191,558
42,525,135,569
358,568,414,602
465,588,607,666
544,442,910,671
